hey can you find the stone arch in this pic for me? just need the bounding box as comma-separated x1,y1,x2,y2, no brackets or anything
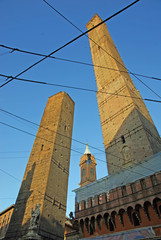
109,218,114,231
85,217,89,232
96,214,102,230
103,212,109,229
90,216,95,235
135,204,142,223
118,209,125,226
127,206,133,224
144,201,151,221
153,197,161,218
111,211,117,227
80,219,84,233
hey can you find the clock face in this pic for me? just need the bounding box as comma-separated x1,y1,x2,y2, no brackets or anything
87,159,92,165
87,153,92,164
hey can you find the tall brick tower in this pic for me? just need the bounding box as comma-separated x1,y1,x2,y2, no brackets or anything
5,92,74,240
86,14,161,175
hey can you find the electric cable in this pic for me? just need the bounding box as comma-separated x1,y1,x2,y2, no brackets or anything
0,0,140,88
0,168,21,182
0,120,147,177
1,44,161,82
0,73,161,103
0,150,30,153
1,108,158,175
42,0,161,99
0,109,155,176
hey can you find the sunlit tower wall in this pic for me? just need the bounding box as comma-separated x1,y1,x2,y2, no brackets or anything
86,14,161,175
5,92,74,240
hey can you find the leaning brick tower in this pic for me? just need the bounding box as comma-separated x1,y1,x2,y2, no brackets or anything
5,92,74,240
86,14,161,175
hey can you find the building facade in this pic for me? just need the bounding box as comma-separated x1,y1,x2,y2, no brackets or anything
5,92,75,240
74,153,161,239
0,205,14,240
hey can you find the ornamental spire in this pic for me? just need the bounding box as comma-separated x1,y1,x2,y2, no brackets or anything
84,143,91,154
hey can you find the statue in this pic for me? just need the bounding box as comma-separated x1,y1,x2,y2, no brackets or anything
18,204,42,240
30,204,41,229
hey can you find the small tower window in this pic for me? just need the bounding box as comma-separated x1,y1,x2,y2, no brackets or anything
82,169,85,177
121,135,125,144
91,168,94,176
41,144,44,151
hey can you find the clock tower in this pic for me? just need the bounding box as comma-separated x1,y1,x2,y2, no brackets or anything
79,144,97,187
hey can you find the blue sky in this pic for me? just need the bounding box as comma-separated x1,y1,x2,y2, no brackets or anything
0,0,161,216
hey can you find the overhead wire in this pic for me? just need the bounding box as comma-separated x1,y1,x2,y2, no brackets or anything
0,73,161,103
0,168,21,182
0,0,140,88
0,0,158,190
0,120,148,178
42,0,161,99
0,108,155,174
1,44,161,82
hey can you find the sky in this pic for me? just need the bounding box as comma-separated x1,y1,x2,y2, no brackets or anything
0,0,161,217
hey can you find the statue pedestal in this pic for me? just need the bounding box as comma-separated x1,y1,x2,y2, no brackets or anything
18,227,42,240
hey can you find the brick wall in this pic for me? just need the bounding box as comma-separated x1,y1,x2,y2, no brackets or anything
75,172,161,238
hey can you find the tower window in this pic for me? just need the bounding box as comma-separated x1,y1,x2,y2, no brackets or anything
91,168,94,176
121,135,125,144
41,144,44,151
82,169,85,177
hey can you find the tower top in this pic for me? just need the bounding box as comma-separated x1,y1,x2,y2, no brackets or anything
79,144,96,166
86,13,102,28
84,143,91,154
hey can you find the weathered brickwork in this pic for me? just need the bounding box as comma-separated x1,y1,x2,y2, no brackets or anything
5,92,74,240
75,171,161,238
86,14,161,174
0,205,14,239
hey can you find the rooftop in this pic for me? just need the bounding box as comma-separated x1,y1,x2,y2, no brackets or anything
73,151,161,203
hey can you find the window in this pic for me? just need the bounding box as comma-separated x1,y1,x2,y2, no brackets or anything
121,135,125,144
121,186,127,196
99,194,103,204
131,183,136,193
140,179,146,189
82,169,85,177
151,175,157,186
90,168,94,176
106,192,110,202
